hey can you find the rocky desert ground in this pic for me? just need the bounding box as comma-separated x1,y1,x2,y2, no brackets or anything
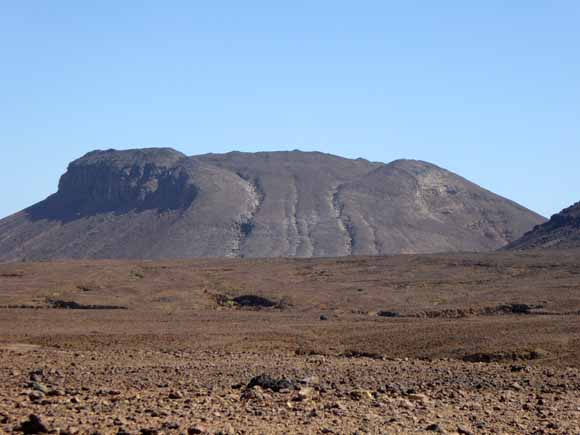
1,250,580,434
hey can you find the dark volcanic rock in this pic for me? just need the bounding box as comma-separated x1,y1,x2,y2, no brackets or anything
246,374,295,392
0,148,544,260
16,414,48,434
506,201,580,250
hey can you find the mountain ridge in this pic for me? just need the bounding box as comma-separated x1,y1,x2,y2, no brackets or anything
506,201,580,250
0,148,545,261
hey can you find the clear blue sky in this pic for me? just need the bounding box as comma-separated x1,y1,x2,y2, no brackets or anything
1,1,578,219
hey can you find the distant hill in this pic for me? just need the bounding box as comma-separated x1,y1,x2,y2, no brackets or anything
506,201,580,250
0,148,545,261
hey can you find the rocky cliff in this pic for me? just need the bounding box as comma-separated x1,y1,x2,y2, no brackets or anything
506,201,580,250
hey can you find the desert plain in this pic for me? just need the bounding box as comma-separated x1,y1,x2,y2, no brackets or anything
1,250,580,434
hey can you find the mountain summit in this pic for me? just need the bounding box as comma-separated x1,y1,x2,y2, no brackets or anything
0,148,544,261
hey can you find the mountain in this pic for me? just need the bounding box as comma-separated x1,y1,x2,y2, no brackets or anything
0,148,545,261
506,201,580,250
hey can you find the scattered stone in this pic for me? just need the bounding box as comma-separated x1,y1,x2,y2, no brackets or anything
407,393,430,404
241,386,265,401
29,391,45,402
215,423,235,435
294,386,314,401
426,423,444,432
188,426,208,435
246,374,295,392
29,370,43,382
349,389,373,401
31,382,49,394
299,375,320,385
168,391,183,399
341,350,383,360
16,414,48,434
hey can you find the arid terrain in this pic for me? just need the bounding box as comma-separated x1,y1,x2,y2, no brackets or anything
1,250,580,434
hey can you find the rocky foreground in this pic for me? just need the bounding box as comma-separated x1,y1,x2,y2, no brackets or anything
1,346,579,435
1,252,580,434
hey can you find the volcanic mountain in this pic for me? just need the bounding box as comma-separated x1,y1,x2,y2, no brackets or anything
0,148,544,261
506,201,580,250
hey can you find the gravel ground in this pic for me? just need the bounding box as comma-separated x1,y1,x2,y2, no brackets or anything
1,346,579,435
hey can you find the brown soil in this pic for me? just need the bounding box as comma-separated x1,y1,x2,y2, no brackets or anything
1,250,579,434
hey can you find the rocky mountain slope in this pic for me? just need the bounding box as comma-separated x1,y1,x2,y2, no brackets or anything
506,201,580,250
0,148,545,260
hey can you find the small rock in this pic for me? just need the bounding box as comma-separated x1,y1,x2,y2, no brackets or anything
31,383,49,394
246,374,295,392
407,393,430,404
29,391,45,402
16,414,48,434
215,423,235,435
113,417,127,427
29,370,43,382
349,390,373,401
299,375,320,385
426,423,444,432
510,382,523,391
398,398,415,410
188,425,208,434
294,387,314,401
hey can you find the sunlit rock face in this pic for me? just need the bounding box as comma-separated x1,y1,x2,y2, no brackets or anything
0,148,545,261
507,201,580,250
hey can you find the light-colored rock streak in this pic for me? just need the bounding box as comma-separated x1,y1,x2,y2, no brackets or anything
285,176,300,256
229,178,261,257
359,213,380,255
290,176,314,257
236,178,262,257
330,186,353,256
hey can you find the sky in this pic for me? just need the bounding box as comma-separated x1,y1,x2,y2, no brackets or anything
1,1,578,219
